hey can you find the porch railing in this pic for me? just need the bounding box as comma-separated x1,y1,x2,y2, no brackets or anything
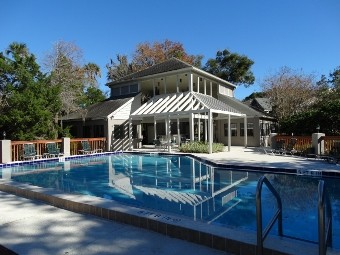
11,137,106,162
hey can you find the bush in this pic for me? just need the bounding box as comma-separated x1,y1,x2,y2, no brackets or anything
179,141,224,153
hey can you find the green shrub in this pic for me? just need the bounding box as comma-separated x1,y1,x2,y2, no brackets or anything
179,141,224,153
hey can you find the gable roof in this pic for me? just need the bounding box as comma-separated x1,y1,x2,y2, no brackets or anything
106,58,236,88
219,94,275,119
61,97,133,121
108,58,192,84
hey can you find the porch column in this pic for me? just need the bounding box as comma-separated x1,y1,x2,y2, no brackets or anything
204,112,207,141
197,77,200,93
188,73,193,92
204,80,207,95
198,116,201,141
164,77,167,94
154,118,157,140
129,117,133,151
208,111,213,154
189,113,194,141
166,116,171,152
177,118,181,146
210,81,213,96
176,75,179,93
138,123,142,149
244,115,248,148
228,114,231,152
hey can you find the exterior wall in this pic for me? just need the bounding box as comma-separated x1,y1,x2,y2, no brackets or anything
216,117,261,147
107,94,142,151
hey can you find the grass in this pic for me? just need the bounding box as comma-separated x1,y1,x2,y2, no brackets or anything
179,141,225,153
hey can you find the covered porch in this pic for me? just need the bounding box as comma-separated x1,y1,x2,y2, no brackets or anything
128,91,247,154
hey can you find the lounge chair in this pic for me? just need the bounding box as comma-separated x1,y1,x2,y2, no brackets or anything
79,140,103,154
46,142,64,158
22,143,41,160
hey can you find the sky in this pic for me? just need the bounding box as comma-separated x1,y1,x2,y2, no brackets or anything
1,0,340,100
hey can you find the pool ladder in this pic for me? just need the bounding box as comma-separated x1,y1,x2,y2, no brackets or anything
256,176,333,255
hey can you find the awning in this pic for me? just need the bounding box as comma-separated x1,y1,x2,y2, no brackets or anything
130,91,245,119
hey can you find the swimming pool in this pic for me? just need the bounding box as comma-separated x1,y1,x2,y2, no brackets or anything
1,153,339,249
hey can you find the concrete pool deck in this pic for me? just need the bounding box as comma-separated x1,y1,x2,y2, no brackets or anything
0,146,340,255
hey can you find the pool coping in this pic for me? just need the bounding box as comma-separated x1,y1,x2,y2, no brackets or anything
1,151,336,254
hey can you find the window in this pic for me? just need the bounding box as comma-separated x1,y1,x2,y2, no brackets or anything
113,125,124,139
94,125,104,137
132,125,137,138
111,87,120,96
83,126,91,138
240,123,254,136
224,123,237,136
260,122,270,136
130,84,138,93
121,86,129,95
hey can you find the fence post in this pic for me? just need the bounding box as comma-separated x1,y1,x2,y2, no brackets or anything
0,140,12,163
62,137,70,156
270,133,277,149
312,133,325,155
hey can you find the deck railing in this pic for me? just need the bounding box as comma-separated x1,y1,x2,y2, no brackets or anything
10,137,106,162
320,136,340,155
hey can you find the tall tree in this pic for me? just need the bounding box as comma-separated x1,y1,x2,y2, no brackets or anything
0,43,61,139
261,67,317,122
44,41,105,117
203,49,255,87
106,39,203,82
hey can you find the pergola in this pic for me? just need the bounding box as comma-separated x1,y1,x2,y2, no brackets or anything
129,91,247,153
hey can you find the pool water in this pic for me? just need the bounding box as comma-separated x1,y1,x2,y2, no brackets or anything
1,154,339,249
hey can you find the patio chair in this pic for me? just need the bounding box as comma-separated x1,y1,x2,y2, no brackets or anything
22,143,40,160
79,140,103,154
46,142,64,158
281,138,298,156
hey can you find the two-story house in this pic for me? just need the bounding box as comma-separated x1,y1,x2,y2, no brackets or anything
62,58,275,153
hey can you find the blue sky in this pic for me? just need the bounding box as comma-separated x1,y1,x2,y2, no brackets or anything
1,0,339,100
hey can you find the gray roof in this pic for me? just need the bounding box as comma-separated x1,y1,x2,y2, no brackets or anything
108,58,192,84
219,94,274,119
253,98,272,111
61,97,133,121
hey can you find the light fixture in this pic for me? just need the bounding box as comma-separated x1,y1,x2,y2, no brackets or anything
316,124,320,133
2,131,6,140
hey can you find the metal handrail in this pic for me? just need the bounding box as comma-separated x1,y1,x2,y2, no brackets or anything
318,180,333,255
256,176,283,255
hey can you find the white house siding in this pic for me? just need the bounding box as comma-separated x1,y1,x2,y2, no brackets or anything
107,94,142,151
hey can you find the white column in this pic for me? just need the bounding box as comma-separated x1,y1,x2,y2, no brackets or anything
128,117,133,151
176,75,179,93
177,118,181,146
244,115,248,148
210,81,213,96
208,111,213,154
204,112,207,141
204,80,207,95
164,77,167,94
138,123,142,149
190,113,194,141
189,73,193,92
198,117,201,141
197,77,200,93
154,118,157,140
228,114,231,152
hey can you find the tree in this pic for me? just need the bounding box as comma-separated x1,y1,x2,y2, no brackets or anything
203,49,255,87
261,67,317,123
44,41,105,117
106,39,203,81
0,43,61,140
242,92,267,102
106,54,134,81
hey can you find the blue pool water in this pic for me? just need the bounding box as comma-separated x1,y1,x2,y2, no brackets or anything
1,153,339,249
